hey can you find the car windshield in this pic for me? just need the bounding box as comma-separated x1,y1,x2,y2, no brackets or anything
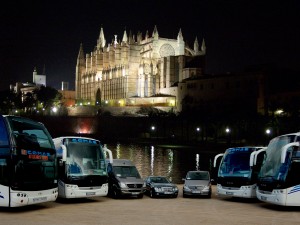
186,171,209,180
113,166,141,178
150,177,169,183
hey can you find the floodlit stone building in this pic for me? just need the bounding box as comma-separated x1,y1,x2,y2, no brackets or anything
75,26,206,111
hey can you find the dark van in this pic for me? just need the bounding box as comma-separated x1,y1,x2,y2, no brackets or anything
106,159,144,198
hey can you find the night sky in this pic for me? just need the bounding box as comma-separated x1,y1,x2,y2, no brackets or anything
0,0,299,91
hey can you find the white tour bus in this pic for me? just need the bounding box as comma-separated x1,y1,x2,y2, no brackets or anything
53,136,112,199
214,146,266,198
0,115,58,207
256,132,300,206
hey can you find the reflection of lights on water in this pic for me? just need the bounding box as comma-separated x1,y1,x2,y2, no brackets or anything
150,146,154,175
196,154,200,170
116,143,121,159
103,144,108,158
167,149,174,177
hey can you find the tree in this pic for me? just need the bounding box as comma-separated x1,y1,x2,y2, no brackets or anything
35,86,62,111
23,92,36,114
0,89,22,114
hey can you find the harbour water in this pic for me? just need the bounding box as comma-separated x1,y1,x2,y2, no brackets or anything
104,143,225,184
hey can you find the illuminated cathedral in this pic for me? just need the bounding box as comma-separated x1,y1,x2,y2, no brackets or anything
75,26,206,111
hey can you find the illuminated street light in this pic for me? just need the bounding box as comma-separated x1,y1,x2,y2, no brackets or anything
225,128,230,133
52,107,58,113
265,129,271,135
151,126,155,131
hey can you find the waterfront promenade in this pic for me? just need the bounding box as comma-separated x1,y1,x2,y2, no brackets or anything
1,185,299,225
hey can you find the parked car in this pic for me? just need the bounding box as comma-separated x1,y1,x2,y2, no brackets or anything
182,171,212,198
144,176,178,198
106,159,144,198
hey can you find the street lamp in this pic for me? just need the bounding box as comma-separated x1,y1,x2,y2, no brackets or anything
225,127,231,146
150,126,156,139
265,128,271,145
196,127,201,141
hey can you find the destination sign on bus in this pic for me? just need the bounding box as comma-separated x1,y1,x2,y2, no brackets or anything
70,138,99,145
227,147,252,153
21,149,50,160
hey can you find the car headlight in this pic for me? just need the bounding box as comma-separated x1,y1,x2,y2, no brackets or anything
119,182,127,188
154,187,162,192
202,185,211,191
173,187,178,191
183,185,191,191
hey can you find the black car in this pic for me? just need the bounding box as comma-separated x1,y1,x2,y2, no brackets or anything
144,176,178,198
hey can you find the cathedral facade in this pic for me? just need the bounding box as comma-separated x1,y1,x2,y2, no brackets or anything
75,26,206,111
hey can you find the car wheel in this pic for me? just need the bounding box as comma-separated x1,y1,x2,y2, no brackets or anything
173,194,178,198
112,187,119,199
137,193,144,198
207,192,212,199
150,189,155,198
183,191,187,198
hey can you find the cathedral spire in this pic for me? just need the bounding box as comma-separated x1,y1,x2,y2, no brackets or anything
194,36,199,52
152,25,159,39
201,38,206,53
97,26,106,49
76,43,85,69
177,28,184,41
145,30,149,40
77,43,85,60
122,29,128,43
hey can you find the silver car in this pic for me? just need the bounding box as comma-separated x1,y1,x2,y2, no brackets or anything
183,171,212,198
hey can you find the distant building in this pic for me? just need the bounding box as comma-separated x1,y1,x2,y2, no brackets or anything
75,26,206,111
33,67,46,86
61,81,69,91
10,68,46,102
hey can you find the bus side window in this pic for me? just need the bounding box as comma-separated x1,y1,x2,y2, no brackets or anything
0,159,8,186
0,118,9,146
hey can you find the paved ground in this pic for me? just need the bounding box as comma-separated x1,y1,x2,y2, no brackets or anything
1,185,300,225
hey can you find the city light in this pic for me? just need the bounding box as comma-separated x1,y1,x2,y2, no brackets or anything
52,107,58,113
265,129,271,135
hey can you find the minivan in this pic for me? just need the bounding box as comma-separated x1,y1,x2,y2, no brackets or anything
182,170,212,198
106,159,144,198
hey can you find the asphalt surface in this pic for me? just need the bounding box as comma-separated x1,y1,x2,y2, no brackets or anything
1,185,300,225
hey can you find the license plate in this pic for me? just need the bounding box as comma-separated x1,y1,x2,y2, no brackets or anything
226,192,233,195
261,196,267,201
33,197,47,202
164,192,173,194
192,190,201,194
86,192,96,196
132,192,140,195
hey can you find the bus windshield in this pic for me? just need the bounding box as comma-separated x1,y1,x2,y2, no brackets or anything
218,147,254,178
7,116,56,191
259,135,296,179
65,140,106,176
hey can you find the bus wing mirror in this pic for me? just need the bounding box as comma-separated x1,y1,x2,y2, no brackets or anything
213,153,224,167
61,144,67,162
103,147,113,163
281,142,299,163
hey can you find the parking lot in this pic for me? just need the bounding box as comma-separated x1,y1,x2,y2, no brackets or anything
1,185,300,225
